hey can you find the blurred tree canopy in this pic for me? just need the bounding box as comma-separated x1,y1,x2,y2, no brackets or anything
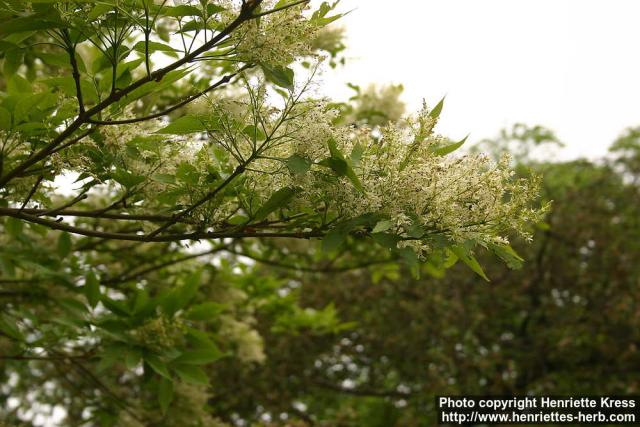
1,0,634,426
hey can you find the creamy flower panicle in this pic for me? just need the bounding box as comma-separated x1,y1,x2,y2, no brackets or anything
206,0,319,66
196,93,547,259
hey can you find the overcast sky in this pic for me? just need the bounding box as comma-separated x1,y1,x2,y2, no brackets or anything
317,0,640,160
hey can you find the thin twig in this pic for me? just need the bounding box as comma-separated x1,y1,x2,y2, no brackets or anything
36,192,89,217
50,128,95,155
147,163,248,237
67,42,85,114
103,244,228,284
251,0,308,18
87,64,252,125
19,175,44,211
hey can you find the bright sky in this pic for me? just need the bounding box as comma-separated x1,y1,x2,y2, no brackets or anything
318,0,640,160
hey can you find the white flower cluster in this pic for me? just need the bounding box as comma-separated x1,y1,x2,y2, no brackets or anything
227,0,319,66
239,100,545,257
219,315,266,363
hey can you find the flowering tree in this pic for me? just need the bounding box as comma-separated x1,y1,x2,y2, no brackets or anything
0,0,544,425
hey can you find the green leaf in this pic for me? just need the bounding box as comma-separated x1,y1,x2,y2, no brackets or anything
311,1,343,26
319,157,346,175
95,319,130,340
158,378,174,415
7,75,32,95
206,4,225,14
0,255,16,278
145,354,172,380
101,296,131,317
242,125,266,142
58,297,89,318
326,138,364,192
5,217,23,238
431,135,468,157
125,349,142,369
85,272,100,308
132,289,153,316
42,77,97,105
177,19,209,33
285,155,312,175
227,214,249,225
372,219,393,234
41,52,80,70
173,364,209,385
87,3,113,20
156,115,207,134
405,219,425,239
3,47,23,76
450,245,490,282
0,313,24,341
57,232,72,258
397,246,420,279
14,93,51,124
133,41,179,58
0,13,67,36
254,187,299,222
326,137,344,162
488,242,524,270
186,328,219,351
536,222,551,231
173,271,200,313
371,232,400,250
151,174,176,185
261,64,294,89
115,58,144,79
111,168,145,188
38,52,71,69
174,347,223,365
185,302,224,321
0,107,11,130
350,142,365,167
322,214,379,253
428,96,445,120
176,162,200,185
123,68,193,105
164,4,201,17
322,228,346,253
97,345,122,372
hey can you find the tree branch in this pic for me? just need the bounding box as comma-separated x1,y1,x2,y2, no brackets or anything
67,45,85,114
0,207,322,242
7,207,194,223
19,175,43,211
36,192,88,217
147,163,248,237
50,128,95,155
0,0,264,188
251,0,309,18
103,244,228,284
87,64,252,125
225,248,395,273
